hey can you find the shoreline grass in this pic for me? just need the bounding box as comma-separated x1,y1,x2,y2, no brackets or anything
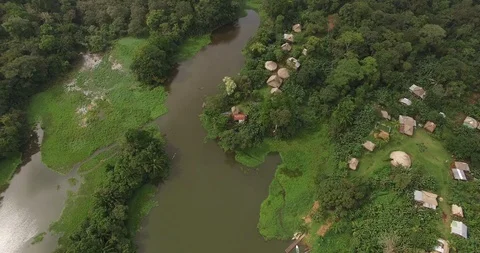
127,184,158,234
0,152,21,189
176,35,212,62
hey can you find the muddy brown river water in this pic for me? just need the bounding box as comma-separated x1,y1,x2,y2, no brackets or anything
0,10,286,253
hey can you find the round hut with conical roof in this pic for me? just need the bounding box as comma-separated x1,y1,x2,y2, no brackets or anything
266,75,283,88
265,61,278,71
277,68,290,79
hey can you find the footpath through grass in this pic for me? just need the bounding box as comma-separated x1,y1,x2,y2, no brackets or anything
28,38,167,173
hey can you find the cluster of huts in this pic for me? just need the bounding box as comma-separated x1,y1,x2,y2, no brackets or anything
347,84,475,248
265,24,306,95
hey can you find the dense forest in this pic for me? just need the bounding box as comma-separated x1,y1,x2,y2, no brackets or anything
0,0,241,161
201,0,480,252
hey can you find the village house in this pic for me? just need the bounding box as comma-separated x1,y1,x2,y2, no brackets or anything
451,221,468,239
287,57,301,70
362,141,376,152
433,239,449,253
281,43,292,51
233,113,246,123
463,116,479,129
424,121,437,133
390,151,412,168
381,110,391,120
455,161,470,172
452,168,467,181
452,204,464,218
292,24,302,33
265,61,278,71
409,84,426,99
348,158,359,170
270,87,282,95
414,190,438,209
266,75,283,88
399,115,416,136
284,33,294,42
277,68,290,79
376,130,390,141
399,98,412,106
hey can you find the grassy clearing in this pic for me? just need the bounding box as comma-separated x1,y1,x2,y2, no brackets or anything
126,184,158,234
0,152,21,189
176,35,211,62
77,146,119,173
237,127,336,240
28,37,168,173
240,123,453,250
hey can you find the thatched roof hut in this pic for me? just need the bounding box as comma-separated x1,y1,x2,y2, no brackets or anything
381,110,391,120
284,33,294,42
265,61,278,71
293,24,302,33
414,190,438,209
463,116,478,129
452,204,464,217
399,115,416,136
390,151,412,168
277,68,290,79
377,130,390,141
270,87,282,94
348,158,359,170
266,75,283,88
454,161,470,172
424,121,437,133
281,43,292,51
399,98,412,106
362,141,376,152
409,84,426,99
231,106,240,115
302,48,308,56
287,57,301,70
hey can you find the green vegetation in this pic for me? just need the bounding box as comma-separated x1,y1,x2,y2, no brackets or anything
202,0,480,252
176,35,212,62
246,0,262,11
31,232,47,245
54,129,170,252
126,184,158,234
0,152,21,189
28,38,167,172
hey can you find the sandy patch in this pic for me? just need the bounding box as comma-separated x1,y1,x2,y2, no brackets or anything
81,53,102,71
109,56,123,71
316,220,333,236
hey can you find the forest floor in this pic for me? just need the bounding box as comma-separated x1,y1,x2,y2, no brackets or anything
237,121,454,252
44,36,212,244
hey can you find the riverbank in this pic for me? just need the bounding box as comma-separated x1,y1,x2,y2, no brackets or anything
0,153,21,190
46,35,212,246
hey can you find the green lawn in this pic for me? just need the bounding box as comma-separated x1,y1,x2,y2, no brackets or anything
0,152,21,190
237,126,336,240
28,37,168,173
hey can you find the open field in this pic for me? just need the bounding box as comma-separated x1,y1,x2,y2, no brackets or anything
28,38,168,173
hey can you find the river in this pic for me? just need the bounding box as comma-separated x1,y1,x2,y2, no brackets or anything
137,10,287,253
0,10,286,253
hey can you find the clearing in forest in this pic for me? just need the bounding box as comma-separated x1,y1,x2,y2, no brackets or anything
27,38,168,173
